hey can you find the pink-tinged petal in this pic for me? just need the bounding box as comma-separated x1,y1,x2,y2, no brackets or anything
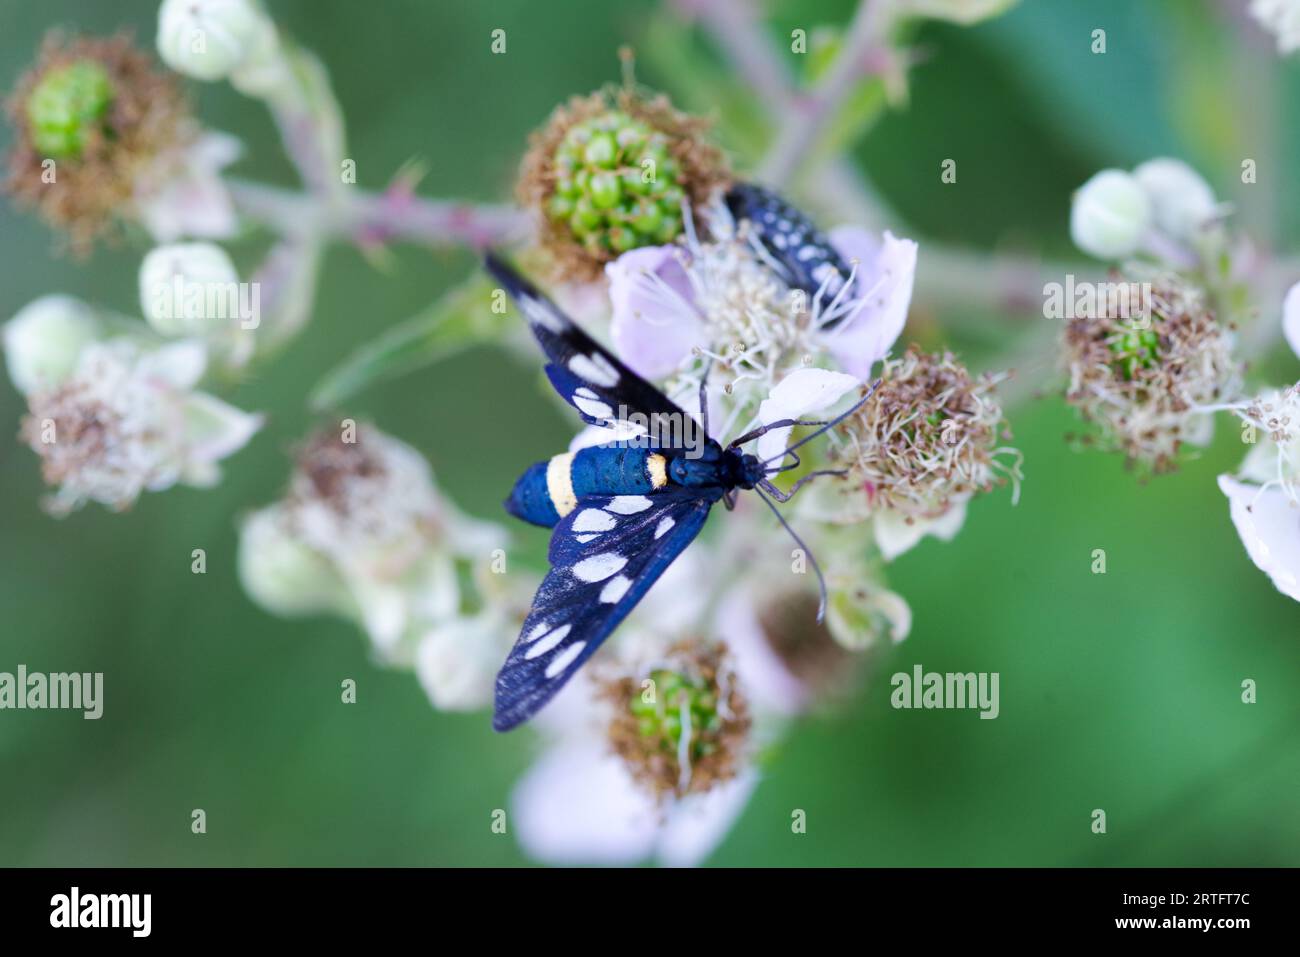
821,228,917,380
512,741,658,866
656,772,758,867
137,133,242,243
755,368,859,462
607,246,704,380
1284,281,1300,362
1218,475,1300,602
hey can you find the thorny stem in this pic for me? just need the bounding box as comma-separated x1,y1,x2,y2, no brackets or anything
758,0,893,186
228,178,531,249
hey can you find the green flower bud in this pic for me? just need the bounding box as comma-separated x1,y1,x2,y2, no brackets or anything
26,60,114,159
544,108,694,257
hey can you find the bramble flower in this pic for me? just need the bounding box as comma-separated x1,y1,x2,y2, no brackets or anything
237,423,514,707
3,32,227,252
602,641,751,800
778,349,1019,560
1250,0,1300,54
1217,289,1300,602
510,554,763,866
15,338,261,515
1062,277,1241,473
517,87,729,280
604,202,917,465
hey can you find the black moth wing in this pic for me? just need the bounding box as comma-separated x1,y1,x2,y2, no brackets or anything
493,487,723,731
485,252,690,435
725,182,854,324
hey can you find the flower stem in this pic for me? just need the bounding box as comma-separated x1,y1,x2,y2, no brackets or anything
227,178,531,249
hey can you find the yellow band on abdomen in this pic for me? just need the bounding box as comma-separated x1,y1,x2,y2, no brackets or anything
546,452,577,517
646,453,668,489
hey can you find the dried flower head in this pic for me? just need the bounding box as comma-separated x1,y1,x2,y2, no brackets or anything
19,340,259,515
5,32,190,252
829,347,1019,520
517,86,729,281
282,424,448,572
602,641,750,800
1062,278,1241,473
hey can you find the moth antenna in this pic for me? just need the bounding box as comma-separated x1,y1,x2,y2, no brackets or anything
753,484,828,622
759,378,881,466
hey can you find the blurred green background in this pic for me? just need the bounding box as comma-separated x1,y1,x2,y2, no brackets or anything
1,0,1298,866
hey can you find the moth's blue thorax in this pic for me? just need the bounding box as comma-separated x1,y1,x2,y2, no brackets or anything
668,441,764,490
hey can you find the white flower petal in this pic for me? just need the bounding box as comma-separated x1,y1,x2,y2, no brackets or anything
1283,281,1300,362
182,392,263,463
512,741,659,866
874,501,969,561
656,772,758,867
821,228,917,380
138,339,208,389
237,506,345,617
415,613,504,711
755,368,860,462
715,586,807,716
346,574,410,655
1218,475,1300,602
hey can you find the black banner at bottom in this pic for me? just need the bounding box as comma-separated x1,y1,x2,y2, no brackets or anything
0,867,1277,941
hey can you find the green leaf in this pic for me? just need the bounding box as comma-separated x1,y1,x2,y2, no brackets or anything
308,274,501,410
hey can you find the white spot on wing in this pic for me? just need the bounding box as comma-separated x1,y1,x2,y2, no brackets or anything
524,624,572,659
572,552,628,582
520,295,564,333
574,508,617,533
600,575,632,604
544,641,586,678
525,622,550,642
574,533,598,544
569,353,619,387
573,394,614,421
606,495,651,514
654,516,676,539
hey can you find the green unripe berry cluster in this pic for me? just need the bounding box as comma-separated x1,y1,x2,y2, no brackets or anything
549,110,685,257
26,60,114,159
628,668,723,759
1108,326,1160,381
